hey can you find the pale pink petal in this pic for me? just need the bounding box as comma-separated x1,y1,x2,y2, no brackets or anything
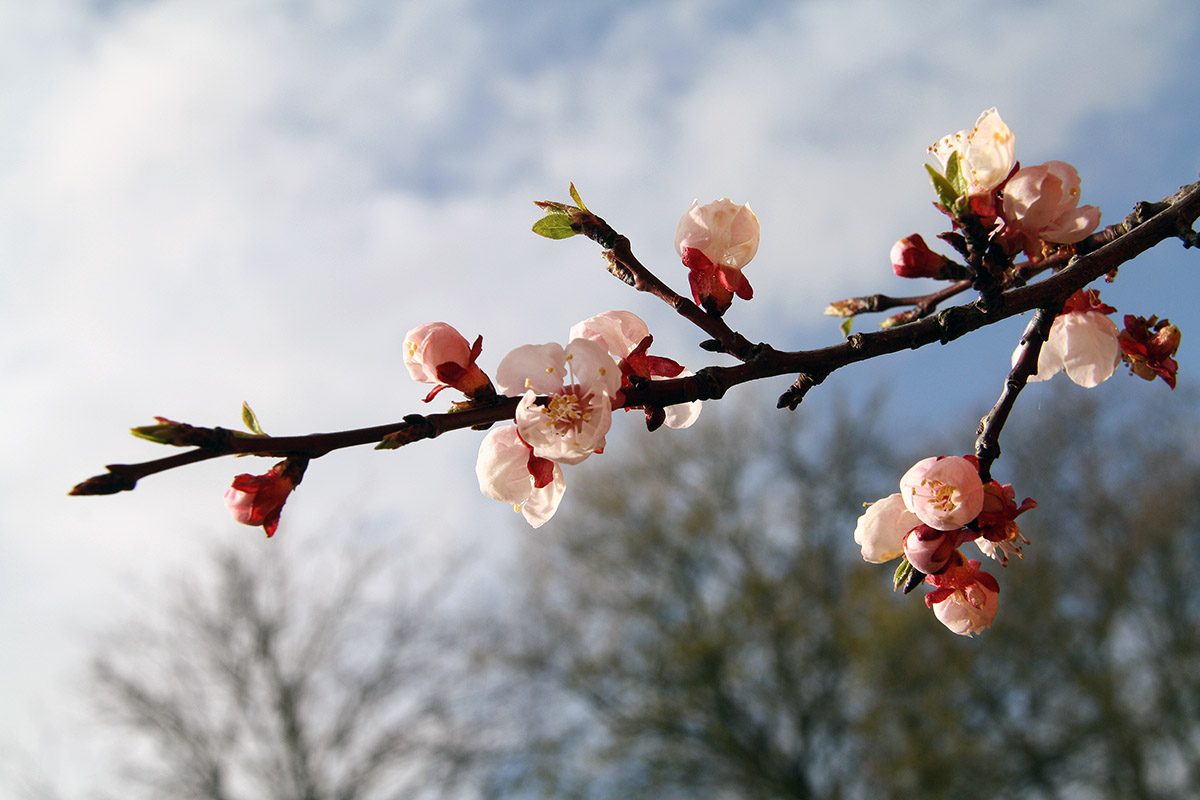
1042,204,1101,244
1016,317,1067,383
520,466,566,528
475,426,565,528
675,198,760,270
569,311,649,358
475,426,536,505
853,493,918,564
496,343,566,396
963,107,1015,193
1058,312,1121,388
564,338,621,398
659,370,702,429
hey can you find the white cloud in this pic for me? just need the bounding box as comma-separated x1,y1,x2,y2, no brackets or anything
2,0,1198,789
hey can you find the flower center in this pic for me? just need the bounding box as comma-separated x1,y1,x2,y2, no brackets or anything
922,479,960,512
542,387,592,436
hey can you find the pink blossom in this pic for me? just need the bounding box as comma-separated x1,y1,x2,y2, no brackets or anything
570,311,702,429
223,460,302,538
403,322,493,401
1021,290,1121,388
675,199,759,315
899,456,985,531
852,493,919,563
890,234,955,279
924,557,1001,636
1001,161,1101,244
496,338,620,465
928,107,1016,195
476,425,565,528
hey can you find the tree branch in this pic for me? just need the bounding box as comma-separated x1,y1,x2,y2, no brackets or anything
70,178,1200,496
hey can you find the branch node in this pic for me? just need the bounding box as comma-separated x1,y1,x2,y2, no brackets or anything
699,338,725,353
776,371,828,411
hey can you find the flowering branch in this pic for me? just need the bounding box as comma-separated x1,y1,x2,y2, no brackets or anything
70,106,1196,635
71,179,1200,497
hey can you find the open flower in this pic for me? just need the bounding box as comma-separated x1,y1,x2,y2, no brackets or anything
924,556,1001,636
1119,314,1181,389
223,458,306,538
853,493,919,563
496,338,620,465
1022,290,1121,388
403,322,494,401
899,456,985,531
570,310,702,429
1001,161,1101,245
928,107,1016,195
476,425,565,528
675,198,759,315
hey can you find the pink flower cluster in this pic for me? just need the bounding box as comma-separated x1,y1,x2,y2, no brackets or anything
894,108,1103,281
853,455,1035,636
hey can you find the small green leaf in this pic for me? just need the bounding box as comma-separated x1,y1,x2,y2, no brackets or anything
568,182,588,212
892,556,914,593
130,424,175,445
840,318,853,338
944,150,969,197
532,212,578,240
924,163,960,210
241,401,266,436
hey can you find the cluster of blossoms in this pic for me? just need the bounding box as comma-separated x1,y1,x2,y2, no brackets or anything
886,109,1181,389
854,455,1035,636
891,107,1102,282
219,196,756,538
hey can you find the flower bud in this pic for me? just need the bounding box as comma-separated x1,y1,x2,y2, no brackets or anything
403,322,494,401
903,524,959,574
890,234,956,279
675,199,759,315
223,458,306,538
924,558,1001,636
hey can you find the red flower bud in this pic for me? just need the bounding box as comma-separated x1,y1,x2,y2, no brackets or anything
890,234,955,279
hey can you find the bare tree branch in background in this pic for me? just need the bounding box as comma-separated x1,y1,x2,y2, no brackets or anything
87,544,478,800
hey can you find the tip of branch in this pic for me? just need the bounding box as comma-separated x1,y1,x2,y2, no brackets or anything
69,468,138,496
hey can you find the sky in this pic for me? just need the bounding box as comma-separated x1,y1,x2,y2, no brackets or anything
3,0,1199,791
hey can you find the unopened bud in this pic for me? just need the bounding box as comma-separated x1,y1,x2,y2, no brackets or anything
891,234,956,279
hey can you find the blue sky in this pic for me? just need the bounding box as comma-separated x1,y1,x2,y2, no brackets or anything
3,0,1199,790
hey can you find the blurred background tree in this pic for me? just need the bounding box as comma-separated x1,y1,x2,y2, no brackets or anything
475,383,1200,799
46,384,1199,799
82,544,480,800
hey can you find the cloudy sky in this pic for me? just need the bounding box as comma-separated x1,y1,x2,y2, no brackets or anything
3,0,1199,789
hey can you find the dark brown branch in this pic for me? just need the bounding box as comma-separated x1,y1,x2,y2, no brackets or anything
974,306,1058,482
71,179,1200,496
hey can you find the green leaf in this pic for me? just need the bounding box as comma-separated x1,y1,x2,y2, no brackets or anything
130,424,176,445
924,163,960,210
568,182,588,212
892,556,914,593
241,401,266,436
840,318,853,338
532,212,578,240
944,150,969,197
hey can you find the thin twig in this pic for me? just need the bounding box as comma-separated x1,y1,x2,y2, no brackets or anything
974,306,1058,482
